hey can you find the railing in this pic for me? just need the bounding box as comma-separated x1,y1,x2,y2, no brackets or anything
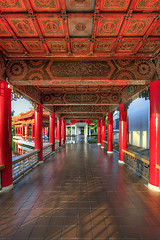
12,150,39,182
103,140,108,151
156,164,160,189
43,144,53,160
123,149,149,181
0,165,5,190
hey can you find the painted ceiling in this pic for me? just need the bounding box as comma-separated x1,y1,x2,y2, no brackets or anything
0,0,160,120
0,0,159,59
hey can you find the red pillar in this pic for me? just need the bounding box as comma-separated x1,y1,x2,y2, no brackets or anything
101,116,106,148
49,113,55,152
62,119,65,144
26,124,29,141
149,80,160,190
119,104,127,163
22,125,25,140
107,112,113,153
45,127,48,137
32,123,34,141
64,120,66,144
98,119,101,145
0,81,13,190
57,117,61,147
35,105,43,162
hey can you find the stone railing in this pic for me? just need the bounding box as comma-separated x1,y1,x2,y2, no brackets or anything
12,150,39,182
123,149,149,181
43,144,53,160
0,165,5,190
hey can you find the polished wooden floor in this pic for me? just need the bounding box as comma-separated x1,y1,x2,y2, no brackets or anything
0,143,160,240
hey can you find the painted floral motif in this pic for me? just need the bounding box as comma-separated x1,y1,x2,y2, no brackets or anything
72,42,88,51
25,42,42,51
96,41,112,51
11,20,34,34
0,41,19,51
48,42,65,51
140,40,160,52
104,0,127,8
1,0,22,8
127,20,149,34
136,0,160,9
119,41,136,51
42,20,62,35
33,0,56,8
99,20,120,35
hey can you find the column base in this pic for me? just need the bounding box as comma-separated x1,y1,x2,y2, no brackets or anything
107,151,113,154
38,161,44,164
97,143,101,145
1,184,14,192
147,183,160,192
101,146,104,149
118,160,125,164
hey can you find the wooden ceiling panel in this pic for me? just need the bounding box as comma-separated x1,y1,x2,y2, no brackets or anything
66,0,95,12
122,14,155,37
46,39,67,53
68,17,93,37
96,14,124,36
71,38,90,53
94,38,116,52
38,16,65,37
0,38,25,53
116,38,140,53
21,39,46,53
0,0,27,12
100,0,131,12
6,16,38,37
138,38,160,53
0,19,14,37
30,0,61,12
133,0,160,11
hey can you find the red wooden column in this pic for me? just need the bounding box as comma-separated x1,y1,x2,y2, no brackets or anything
57,117,62,147
98,119,101,145
0,81,13,190
101,116,106,148
62,119,65,144
64,120,66,144
35,105,43,162
26,124,29,141
49,113,55,152
149,80,160,190
119,104,127,163
32,123,34,141
107,112,113,153
22,125,25,140
42,125,45,136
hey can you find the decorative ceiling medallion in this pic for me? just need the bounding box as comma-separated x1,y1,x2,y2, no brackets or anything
71,39,90,52
0,0,27,12
68,18,93,37
97,15,123,36
6,60,28,80
22,40,45,52
94,38,116,52
46,39,67,52
123,15,154,36
116,38,139,52
39,18,64,37
7,18,38,37
133,60,155,80
66,0,95,12
139,39,160,52
101,0,130,11
0,39,24,52
134,0,160,11
30,0,60,11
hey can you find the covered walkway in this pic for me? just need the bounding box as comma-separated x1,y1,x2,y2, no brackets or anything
0,143,160,240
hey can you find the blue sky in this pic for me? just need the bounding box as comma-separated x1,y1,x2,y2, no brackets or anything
11,98,33,116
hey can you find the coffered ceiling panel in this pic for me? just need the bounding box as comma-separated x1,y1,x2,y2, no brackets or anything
138,38,160,53
30,0,61,12
71,38,90,53
0,38,25,52
66,0,95,12
68,17,93,37
0,19,14,37
116,38,140,53
21,39,46,53
100,0,130,11
134,0,160,11
46,39,67,53
94,38,116,52
0,0,27,12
